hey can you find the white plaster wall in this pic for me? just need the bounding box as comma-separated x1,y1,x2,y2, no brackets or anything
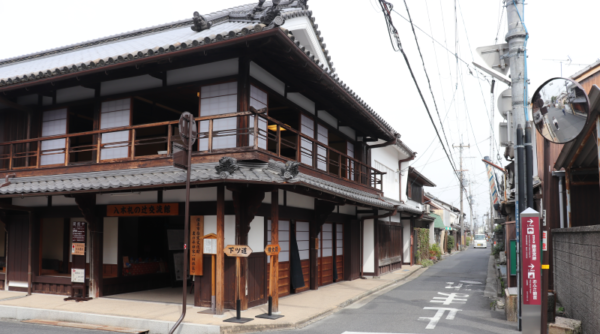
0,221,5,257
282,16,330,70
41,218,63,261
399,160,411,203
390,213,401,223
52,195,76,206
429,222,435,246
318,110,337,128
262,191,284,204
286,192,314,210
203,215,236,246
338,204,356,216
103,217,118,265
287,93,315,114
96,191,157,205
168,58,239,86
403,220,411,264
247,217,264,252
250,62,284,95
163,188,216,202
362,219,374,274
101,75,162,96
12,196,47,207
371,145,400,201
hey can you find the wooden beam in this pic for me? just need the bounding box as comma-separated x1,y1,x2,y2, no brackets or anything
270,189,279,313
133,96,182,115
0,96,34,113
216,184,225,315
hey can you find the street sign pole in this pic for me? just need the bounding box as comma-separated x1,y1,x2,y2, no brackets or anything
224,245,254,324
520,208,541,334
257,244,285,320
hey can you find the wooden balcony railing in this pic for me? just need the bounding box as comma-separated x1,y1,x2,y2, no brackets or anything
0,112,385,190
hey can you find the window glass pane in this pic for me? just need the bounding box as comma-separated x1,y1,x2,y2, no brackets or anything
323,248,332,257
296,231,309,241
317,124,328,144
297,241,309,251
299,250,309,260
249,85,268,149
323,224,332,232
296,222,310,232
41,109,67,166
337,247,343,255
323,232,333,240
317,145,327,171
279,221,290,230
199,82,238,150
300,138,313,166
279,241,290,251
279,251,289,262
322,240,332,248
301,115,314,138
101,99,130,160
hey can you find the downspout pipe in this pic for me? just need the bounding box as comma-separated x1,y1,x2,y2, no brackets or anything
359,206,398,279
552,171,565,228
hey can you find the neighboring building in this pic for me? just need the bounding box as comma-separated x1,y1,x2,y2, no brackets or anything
0,1,433,313
425,192,462,253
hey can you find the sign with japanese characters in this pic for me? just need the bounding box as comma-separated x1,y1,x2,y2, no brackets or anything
71,269,85,283
203,237,217,255
265,244,281,256
72,243,85,256
107,203,179,217
224,245,253,258
72,221,86,243
521,211,541,306
190,216,204,276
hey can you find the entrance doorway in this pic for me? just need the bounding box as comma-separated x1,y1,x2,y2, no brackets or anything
318,223,344,286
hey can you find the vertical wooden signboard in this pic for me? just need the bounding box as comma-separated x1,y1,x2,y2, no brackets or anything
65,221,91,302
190,216,204,276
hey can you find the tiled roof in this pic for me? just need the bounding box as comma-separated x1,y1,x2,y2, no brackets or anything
0,1,402,140
0,160,399,210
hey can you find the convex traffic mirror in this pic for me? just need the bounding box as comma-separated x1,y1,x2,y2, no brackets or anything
532,77,589,144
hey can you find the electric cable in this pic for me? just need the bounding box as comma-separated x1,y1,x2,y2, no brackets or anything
376,0,472,207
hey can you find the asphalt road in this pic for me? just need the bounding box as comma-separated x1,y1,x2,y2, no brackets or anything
544,106,586,142
252,246,518,334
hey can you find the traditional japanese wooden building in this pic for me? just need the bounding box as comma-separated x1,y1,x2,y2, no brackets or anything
0,0,431,313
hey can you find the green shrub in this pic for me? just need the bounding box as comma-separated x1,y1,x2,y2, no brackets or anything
430,244,442,260
447,235,455,253
492,245,503,258
421,259,434,267
465,238,470,246
415,228,430,264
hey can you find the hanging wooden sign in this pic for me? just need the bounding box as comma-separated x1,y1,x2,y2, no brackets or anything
265,244,281,256
107,203,179,217
190,216,204,276
224,245,253,258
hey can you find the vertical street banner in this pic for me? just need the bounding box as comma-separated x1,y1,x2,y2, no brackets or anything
190,216,204,276
520,208,542,334
521,212,541,305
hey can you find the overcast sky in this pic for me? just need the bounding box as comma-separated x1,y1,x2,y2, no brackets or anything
1,0,598,226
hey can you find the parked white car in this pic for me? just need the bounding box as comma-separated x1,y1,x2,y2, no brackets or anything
474,234,487,248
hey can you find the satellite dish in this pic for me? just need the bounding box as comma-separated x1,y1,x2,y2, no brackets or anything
532,78,590,144
476,43,510,76
497,89,512,119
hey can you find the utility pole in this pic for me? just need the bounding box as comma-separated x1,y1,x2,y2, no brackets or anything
454,142,470,248
506,1,528,330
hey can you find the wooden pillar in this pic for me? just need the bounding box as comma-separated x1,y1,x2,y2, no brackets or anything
231,186,265,310
27,211,34,295
238,56,251,147
72,194,97,298
90,217,103,298
270,190,279,312
216,184,225,315
410,218,414,266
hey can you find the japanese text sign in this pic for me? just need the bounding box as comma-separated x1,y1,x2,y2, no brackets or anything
265,244,281,256
107,203,179,217
190,216,204,276
72,243,85,256
71,269,85,283
72,221,86,243
521,211,541,306
224,245,253,258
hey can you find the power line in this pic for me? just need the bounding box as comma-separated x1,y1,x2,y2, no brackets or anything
402,0,455,170
377,0,471,207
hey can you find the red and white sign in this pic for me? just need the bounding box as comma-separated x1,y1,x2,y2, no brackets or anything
521,215,541,305
542,231,547,251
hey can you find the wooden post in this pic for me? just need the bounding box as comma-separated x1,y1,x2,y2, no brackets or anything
65,137,70,166
91,217,104,298
270,190,279,312
167,125,172,155
276,126,281,156
27,211,34,295
96,134,102,163
131,129,136,160
216,184,225,315
208,120,213,153
253,114,259,149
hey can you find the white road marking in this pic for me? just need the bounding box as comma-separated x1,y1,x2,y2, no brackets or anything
445,282,463,290
430,292,469,305
342,332,419,334
418,307,462,329
459,280,482,284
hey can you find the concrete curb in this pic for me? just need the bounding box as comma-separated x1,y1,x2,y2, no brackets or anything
223,267,428,334
484,255,498,298
0,305,220,334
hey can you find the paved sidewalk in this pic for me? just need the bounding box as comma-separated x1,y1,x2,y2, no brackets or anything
0,265,424,334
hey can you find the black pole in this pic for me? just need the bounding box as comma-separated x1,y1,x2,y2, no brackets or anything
516,124,525,330
525,123,534,208
237,299,241,320
268,296,273,316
